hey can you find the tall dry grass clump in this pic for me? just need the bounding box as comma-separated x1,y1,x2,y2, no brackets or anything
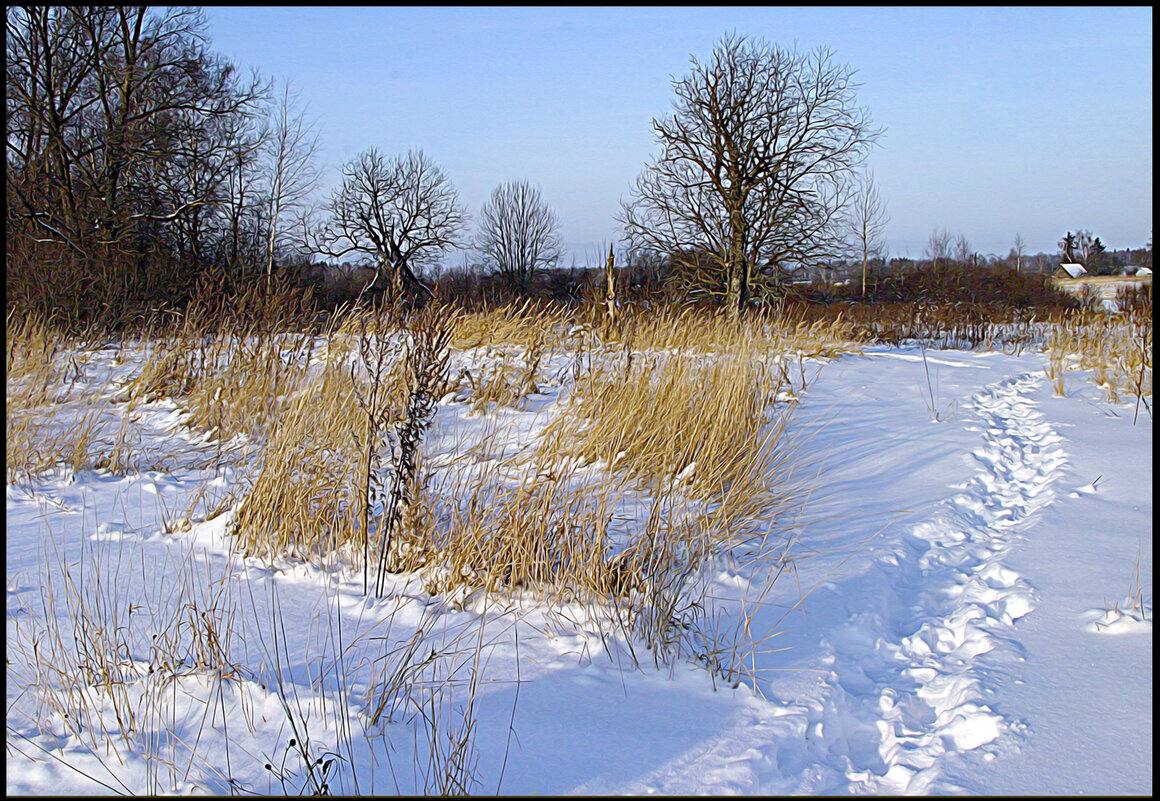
230,302,459,595
6,309,72,406
411,465,622,599
7,310,65,480
444,299,573,415
449,299,568,351
121,278,318,444
539,338,783,501
229,353,365,562
1046,285,1152,416
6,406,118,483
6,309,147,482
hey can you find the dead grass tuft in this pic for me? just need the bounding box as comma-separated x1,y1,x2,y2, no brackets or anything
1045,294,1152,415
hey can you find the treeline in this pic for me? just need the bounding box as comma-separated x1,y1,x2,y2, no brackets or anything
6,7,317,329
7,10,1150,333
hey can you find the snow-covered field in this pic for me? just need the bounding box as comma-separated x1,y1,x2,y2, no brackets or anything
6,332,1152,795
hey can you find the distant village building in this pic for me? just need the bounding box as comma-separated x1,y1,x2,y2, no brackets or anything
1054,262,1087,279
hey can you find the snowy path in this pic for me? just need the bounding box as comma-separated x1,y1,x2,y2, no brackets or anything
809,372,1068,792
608,365,1071,795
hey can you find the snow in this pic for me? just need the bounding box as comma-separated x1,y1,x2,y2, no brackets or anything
6,336,1152,795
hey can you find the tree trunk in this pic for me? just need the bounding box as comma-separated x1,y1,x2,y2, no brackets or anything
726,198,749,320
605,243,617,328
726,259,749,320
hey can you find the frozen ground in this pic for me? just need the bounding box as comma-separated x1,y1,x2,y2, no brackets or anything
6,343,1152,795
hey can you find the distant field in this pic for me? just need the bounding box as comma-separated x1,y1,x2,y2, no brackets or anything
1052,273,1151,306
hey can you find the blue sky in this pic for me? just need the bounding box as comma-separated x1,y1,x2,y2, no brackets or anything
204,6,1152,263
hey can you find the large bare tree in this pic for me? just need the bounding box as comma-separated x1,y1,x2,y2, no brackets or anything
620,33,881,318
316,148,466,300
6,6,265,319
473,179,563,288
846,169,889,296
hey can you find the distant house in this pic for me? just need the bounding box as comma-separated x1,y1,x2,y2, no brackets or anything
1054,262,1087,279
1134,266,1152,276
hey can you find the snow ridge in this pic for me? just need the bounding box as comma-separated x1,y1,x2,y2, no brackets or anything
810,372,1067,793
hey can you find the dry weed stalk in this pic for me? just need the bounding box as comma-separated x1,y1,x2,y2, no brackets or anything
366,303,458,597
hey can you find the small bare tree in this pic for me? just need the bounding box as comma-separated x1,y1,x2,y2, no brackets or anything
1010,232,1026,273
261,80,321,289
952,234,973,266
316,148,466,300
926,227,952,270
846,169,889,296
620,33,881,318
473,179,562,289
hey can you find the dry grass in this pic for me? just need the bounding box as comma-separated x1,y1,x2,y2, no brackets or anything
5,524,248,792
5,315,148,482
539,338,784,501
449,299,569,352
122,317,314,445
412,464,623,599
183,333,315,442
448,300,567,414
117,276,320,446
460,338,548,414
8,276,1152,794
229,303,458,590
35,294,822,639
229,352,365,562
1045,291,1152,413
6,502,493,794
6,309,71,407
602,303,863,359
6,406,107,482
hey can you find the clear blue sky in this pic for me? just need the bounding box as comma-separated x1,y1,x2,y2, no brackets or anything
204,6,1152,263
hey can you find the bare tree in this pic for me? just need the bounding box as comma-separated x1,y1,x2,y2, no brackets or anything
220,108,272,277
925,227,952,270
952,233,972,266
149,82,266,274
260,81,322,289
620,33,881,318
316,148,466,300
1010,232,1026,273
6,6,265,318
473,179,562,289
846,169,889,295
